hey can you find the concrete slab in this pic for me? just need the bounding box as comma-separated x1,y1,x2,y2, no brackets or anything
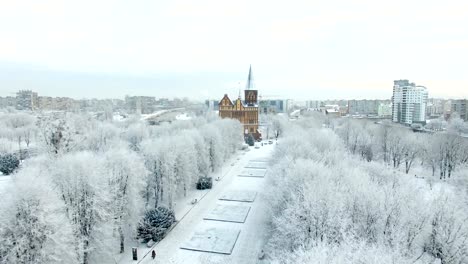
249,158,270,162
245,162,268,169
238,168,266,177
204,204,251,223
180,227,241,255
219,190,257,202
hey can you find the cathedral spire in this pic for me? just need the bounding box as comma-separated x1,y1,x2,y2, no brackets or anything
246,64,254,90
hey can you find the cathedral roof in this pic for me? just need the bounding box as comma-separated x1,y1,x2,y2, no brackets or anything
218,94,233,106
246,64,254,90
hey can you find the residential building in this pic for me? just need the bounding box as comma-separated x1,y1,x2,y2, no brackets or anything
392,80,428,125
0,96,16,109
125,96,156,114
259,99,288,114
426,98,450,119
451,99,467,121
205,100,220,111
16,90,38,110
37,96,79,111
218,65,260,139
155,98,170,107
347,99,392,117
306,100,322,110
348,100,379,116
378,103,392,118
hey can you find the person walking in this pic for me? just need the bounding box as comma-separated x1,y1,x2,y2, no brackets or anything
151,250,156,260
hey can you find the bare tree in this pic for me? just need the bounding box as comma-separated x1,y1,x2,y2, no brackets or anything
402,134,422,174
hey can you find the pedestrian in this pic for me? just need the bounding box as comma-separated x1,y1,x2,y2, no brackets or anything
258,249,265,260
152,250,156,260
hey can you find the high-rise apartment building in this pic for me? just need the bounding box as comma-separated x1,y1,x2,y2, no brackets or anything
392,80,428,125
16,90,38,110
451,99,467,121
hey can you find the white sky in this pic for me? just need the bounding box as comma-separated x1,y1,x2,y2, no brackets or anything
0,0,467,100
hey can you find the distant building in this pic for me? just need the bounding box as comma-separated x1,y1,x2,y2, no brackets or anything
451,99,467,121
348,100,379,116
323,104,341,117
392,80,428,125
426,99,443,118
125,96,156,114
347,99,392,117
323,100,348,108
16,90,38,110
156,98,170,107
77,98,123,113
0,96,16,109
259,99,288,114
218,66,260,139
38,96,54,110
306,100,322,110
378,103,392,118
205,100,220,111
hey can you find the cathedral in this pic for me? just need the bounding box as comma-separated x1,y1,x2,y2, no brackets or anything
218,66,261,140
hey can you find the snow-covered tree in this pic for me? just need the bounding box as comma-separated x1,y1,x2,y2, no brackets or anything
103,148,147,253
264,117,468,264
136,207,175,243
38,115,85,155
434,133,464,179
0,153,20,175
402,133,422,174
0,157,77,264
202,124,224,172
124,122,149,151
0,113,36,151
49,152,112,264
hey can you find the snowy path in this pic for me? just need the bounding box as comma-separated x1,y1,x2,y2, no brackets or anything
0,175,12,195
134,143,274,264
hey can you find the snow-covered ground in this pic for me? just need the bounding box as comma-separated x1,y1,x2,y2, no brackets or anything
140,108,186,121
120,143,274,264
0,175,12,195
175,113,192,120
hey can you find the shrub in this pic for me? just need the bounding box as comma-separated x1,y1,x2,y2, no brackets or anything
0,153,20,175
137,207,176,243
196,176,212,190
246,134,255,146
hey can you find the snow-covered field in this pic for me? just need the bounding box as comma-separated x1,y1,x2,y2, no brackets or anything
124,143,274,264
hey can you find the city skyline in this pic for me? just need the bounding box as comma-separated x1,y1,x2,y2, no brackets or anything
1,0,468,100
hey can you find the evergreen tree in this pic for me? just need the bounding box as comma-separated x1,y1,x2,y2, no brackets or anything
137,207,176,243
246,134,255,146
0,153,19,175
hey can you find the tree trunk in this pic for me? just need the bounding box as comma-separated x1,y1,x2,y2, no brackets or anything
119,225,125,253
83,240,89,264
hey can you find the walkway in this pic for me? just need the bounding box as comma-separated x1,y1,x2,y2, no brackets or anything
137,143,274,264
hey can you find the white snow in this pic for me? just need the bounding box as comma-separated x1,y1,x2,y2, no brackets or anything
219,190,257,202
122,143,274,264
180,227,241,255
245,161,268,169
203,204,251,223
238,168,267,177
140,108,186,121
175,113,192,120
0,175,12,195
113,113,126,122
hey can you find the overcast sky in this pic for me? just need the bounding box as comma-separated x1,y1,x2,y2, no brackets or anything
0,0,467,100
